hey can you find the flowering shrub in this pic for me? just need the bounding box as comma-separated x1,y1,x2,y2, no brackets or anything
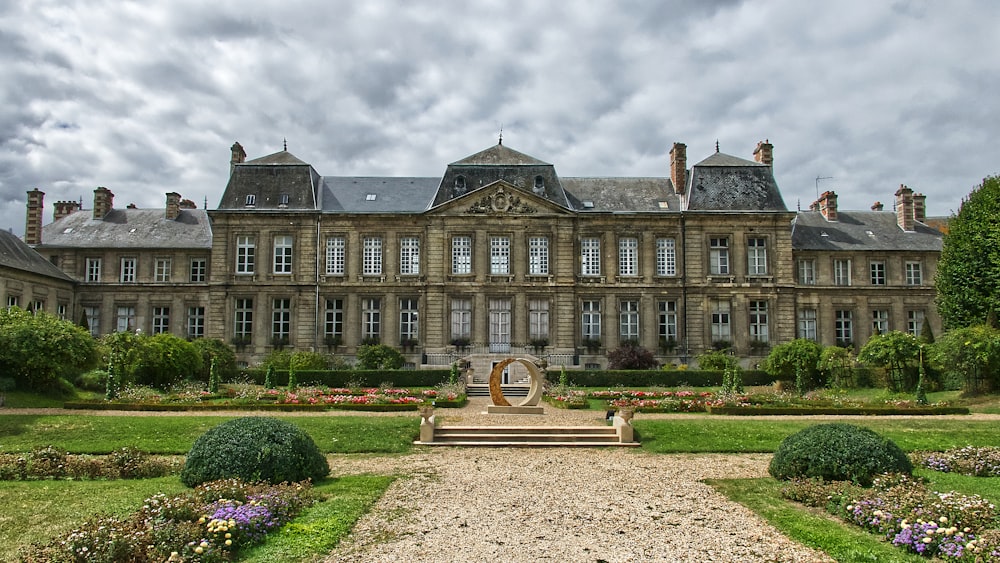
590,389,716,412
275,386,432,406
0,446,180,481
913,446,1000,477
23,479,314,562
544,389,588,408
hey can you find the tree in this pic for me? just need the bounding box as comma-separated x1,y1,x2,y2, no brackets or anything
762,339,823,386
936,176,1000,330
932,324,1000,395
130,333,203,389
695,350,738,371
858,331,921,391
190,338,237,382
607,342,658,370
356,344,404,370
0,308,99,391
818,346,855,388
289,351,329,371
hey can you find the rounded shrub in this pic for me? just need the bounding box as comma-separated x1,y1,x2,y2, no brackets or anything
768,423,912,486
180,417,329,487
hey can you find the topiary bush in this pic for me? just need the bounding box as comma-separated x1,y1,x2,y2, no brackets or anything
180,417,329,487
768,423,912,486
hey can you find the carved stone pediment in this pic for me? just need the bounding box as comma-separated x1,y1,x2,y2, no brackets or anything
467,187,537,215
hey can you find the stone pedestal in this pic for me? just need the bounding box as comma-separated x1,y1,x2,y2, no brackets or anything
486,405,545,415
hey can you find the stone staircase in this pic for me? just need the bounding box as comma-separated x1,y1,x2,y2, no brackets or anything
419,425,639,447
466,384,529,397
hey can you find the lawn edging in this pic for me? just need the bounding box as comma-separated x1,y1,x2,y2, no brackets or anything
706,405,969,416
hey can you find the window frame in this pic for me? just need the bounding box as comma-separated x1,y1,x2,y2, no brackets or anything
905,261,923,285
528,236,549,275
273,235,293,274
120,257,137,283
362,237,383,276
798,308,817,340
618,237,639,277
154,257,172,283
581,238,601,276
656,238,676,277
490,235,510,275
151,306,170,334
399,236,420,276
833,259,852,286
189,258,207,282
235,235,256,275
86,257,102,282
747,237,767,276
870,260,886,286
325,236,346,275
451,236,472,275
709,237,730,276
619,299,640,343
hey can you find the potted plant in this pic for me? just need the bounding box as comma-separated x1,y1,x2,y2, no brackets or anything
581,338,601,353
529,337,549,353
450,337,470,352
659,337,677,354
271,335,289,350
231,335,250,352
324,334,342,352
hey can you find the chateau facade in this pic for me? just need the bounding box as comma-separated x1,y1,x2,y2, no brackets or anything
16,139,943,369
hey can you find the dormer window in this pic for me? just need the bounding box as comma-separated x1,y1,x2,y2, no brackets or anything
533,175,545,195
454,176,466,194
582,201,595,209
279,194,289,206
245,194,256,206
365,193,377,201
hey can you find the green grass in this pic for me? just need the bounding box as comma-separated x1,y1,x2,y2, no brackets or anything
242,474,395,562
2,390,74,408
0,415,418,454
635,418,1000,453
912,467,1000,504
0,476,188,562
707,478,927,563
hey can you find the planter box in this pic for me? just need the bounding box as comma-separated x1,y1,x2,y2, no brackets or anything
706,405,970,416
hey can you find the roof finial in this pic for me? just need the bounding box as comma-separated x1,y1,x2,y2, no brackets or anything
283,138,287,151
715,139,720,153
498,123,503,146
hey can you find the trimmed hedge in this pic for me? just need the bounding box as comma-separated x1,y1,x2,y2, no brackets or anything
769,423,912,486
240,368,451,388
63,401,419,412
562,369,774,388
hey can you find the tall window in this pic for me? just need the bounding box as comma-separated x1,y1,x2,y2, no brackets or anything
747,238,767,276
273,235,293,274
709,238,729,275
6,295,18,308
528,299,549,340
870,260,886,285
619,237,638,276
399,298,419,342
187,306,205,338
581,238,601,276
833,259,852,286
116,305,136,332
86,258,102,282
619,300,639,343
190,258,206,282
656,238,676,277
236,235,255,274
749,300,769,343
835,310,854,345
362,237,382,275
325,236,346,275
711,300,731,343
907,310,925,336
120,257,136,283
658,300,678,344
528,236,549,275
83,305,100,336
57,303,67,320
905,261,923,285
234,298,253,338
362,298,381,340
154,258,171,282
272,298,291,342
399,237,420,275
452,236,472,275
451,298,471,341
488,298,511,353
798,308,817,340
490,236,510,275
324,299,343,340
872,310,889,334
581,300,602,341
151,306,170,334
798,259,816,285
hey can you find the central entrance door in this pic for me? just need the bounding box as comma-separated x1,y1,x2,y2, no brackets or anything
488,298,511,354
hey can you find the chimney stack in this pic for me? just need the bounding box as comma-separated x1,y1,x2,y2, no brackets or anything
53,201,81,221
25,189,44,245
871,201,884,212
753,139,774,167
93,187,114,220
230,141,246,176
913,192,926,223
895,184,915,232
166,192,181,220
179,198,196,209
669,142,686,195
813,190,838,222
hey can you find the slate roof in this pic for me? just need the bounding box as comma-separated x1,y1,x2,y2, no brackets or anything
686,152,787,211
561,178,680,212
792,211,943,252
322,177,439,213
433,144,570,209
38,209,213,249
217,151,319,210
0,230,73,281
449,144,550,166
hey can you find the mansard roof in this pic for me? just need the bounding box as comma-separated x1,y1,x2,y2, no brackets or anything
432,143,571,209
686,152,787,211
217,150,320,210
0,230,73,281
561,178,680,212
321,177,439,212
792,210,943,252
38,208,212,249
449,144,550,166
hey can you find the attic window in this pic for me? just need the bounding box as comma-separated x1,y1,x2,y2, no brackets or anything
62,227,73,234
820,231,829,237
658,201,670,209
365,193,377,201
245,194,256,206
865,230,875,238
455,176,466,191
279,194,289,206
533,176,545,194
582,201,595,209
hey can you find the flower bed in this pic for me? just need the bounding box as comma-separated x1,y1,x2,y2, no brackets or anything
543,392,588,409
592,390,716,413
913,447,1000,477
707,405,970,416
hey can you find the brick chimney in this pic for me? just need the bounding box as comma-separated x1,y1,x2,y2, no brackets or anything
669,142,686,194
230,141,246,176
53,201,80,221
179,198,196,209
813,190,838,222
895,184,914,232
913,192,926,223
871,201,884,212
166,192,181,220
25,189,44,245
753,139,774,167
93,187,114,220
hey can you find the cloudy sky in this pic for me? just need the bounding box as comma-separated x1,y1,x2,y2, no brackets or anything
2,0,998,235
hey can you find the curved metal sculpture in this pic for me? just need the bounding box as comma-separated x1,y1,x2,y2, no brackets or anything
488,357,544,407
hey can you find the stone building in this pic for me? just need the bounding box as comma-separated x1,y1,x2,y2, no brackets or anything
20,139,943,369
